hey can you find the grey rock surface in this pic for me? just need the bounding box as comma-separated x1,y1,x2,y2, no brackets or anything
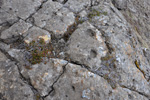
0,51,7,61
0,0,42,20
1,19,32,39
112,0,127,10
20,58,68,96
24,26,51,43
64,0,91,12
45,63,112,100
65,21,107,71
45,63,148,100
0,61,34,100
33,0,75,36
0,0,150,100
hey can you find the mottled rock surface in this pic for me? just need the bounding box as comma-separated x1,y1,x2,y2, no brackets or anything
0,61,34,100
32,0,75,36
0,0,150,100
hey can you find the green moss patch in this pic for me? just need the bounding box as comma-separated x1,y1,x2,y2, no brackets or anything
88,9,108,21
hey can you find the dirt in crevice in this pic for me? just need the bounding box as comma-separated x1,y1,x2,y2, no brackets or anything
134,60,149,82
63,15,85,42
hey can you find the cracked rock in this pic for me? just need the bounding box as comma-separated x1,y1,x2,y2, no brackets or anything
1,19,32,39
0,9,18,25
112,0,127,10
1,0,150,99
0,0,42,20
0,61,34,100
19,58,67,96
45,63,149,100
109,87,149,100
89,3,150,97
33,0,75,36
64,0,91,12
45,63,112,100
24,26,51,43
65,21,107,71
0,51,7,61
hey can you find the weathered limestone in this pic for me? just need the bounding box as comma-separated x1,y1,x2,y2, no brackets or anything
89,3,150,97
0,52,7,61
0,61,34,100
45,63,112,100
19,58,68,96
64,0,91,12
33,0,75,36
0,0,42,20
0,0,150,100
65,21,107,71
1,19,32,39
112,0,127,10
45,63,149,100
24,26,51,43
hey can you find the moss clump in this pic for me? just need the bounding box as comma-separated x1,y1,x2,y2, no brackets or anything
35,94,40,100
103,74,117,89
25,38,53,65
39,38,46,45
88,9,100,19
88,9,108,21
102,11,107,16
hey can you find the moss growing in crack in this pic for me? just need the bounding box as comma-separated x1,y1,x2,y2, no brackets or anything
88,9,100,19
63,16,79,42
102,11,108,16
100,54,118,89
88,9,108,21
25,38,53,65
35,94,40,100
78,19,84,24
103,74,117,89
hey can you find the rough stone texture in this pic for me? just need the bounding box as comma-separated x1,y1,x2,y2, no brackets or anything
88,2,150,97
1,0,150,100
33,0,75,36
19,58,67,96
64,0,91,12
0,51,7,61
112,0,127,10
45,63,148,100
0,61,34,100
123,0,150,48
65,21,107,71
1,19,32,39
0,0,42,20
24,26,51,43
109,87,149,100
45,63,112,100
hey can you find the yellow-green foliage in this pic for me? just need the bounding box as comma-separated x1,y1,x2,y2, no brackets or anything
25,38,53,65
